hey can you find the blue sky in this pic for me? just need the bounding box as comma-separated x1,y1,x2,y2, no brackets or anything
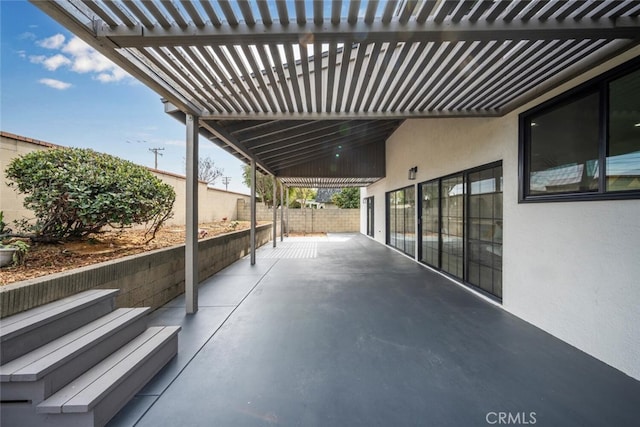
0,0,249,194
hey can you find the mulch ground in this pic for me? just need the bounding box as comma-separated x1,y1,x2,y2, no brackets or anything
0,221,254,286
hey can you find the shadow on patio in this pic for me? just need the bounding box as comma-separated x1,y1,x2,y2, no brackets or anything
110,234,640,427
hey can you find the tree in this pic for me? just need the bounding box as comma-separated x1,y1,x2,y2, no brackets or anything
197,156,224,186
5,148,175,242
242,165,277,206
292,187,317,209
332,187,361,208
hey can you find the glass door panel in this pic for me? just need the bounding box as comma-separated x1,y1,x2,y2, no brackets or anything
441,175,464,279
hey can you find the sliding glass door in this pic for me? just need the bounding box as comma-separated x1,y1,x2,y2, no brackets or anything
467,165,503,298
420,181,440,267
418,162,503,300
387,186,415,256
441,175,464,279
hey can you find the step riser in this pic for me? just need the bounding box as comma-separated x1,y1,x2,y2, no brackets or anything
1,404,93,427
0,315,148,404
3,333,179,427
91,334,178,427
1,298,115,365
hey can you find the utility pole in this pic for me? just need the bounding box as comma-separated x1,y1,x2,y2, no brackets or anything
222,176,231,191
149,147,164,169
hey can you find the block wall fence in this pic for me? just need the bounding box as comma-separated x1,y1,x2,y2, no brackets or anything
237,200,359,233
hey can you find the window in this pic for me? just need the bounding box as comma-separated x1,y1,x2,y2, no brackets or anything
419,162,503,300
386,186,415,256
608,68,640,192
520,58,640,201
365,196,374,237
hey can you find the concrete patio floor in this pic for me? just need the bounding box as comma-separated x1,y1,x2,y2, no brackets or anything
108,233,640,426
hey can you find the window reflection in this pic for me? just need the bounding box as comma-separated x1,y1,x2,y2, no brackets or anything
608,68,640,191
528,92,600,195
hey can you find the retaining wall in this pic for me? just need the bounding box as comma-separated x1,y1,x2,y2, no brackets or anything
0,224,272,318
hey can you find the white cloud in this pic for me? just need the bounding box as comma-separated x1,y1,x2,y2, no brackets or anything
42,54,72,71
37,33,65,49
19,32,36,40
61,36,94,57
39,78,72,90
95,67,130,83
28,34,132,84
62,36,131,82
17,50,27,59
29,55,46,64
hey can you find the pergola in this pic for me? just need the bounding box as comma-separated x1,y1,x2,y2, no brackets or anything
31,0,640,313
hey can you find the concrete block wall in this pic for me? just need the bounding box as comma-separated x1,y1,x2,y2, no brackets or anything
237,200,359,233
0,224,272,318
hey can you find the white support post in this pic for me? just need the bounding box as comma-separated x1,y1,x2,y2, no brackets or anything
250,158,256,265
280,182,284,242
185,114,199,314
272,175,277,248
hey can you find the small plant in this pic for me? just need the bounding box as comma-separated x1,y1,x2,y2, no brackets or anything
0,211,12,236
0,239,29,267
223,220,239,232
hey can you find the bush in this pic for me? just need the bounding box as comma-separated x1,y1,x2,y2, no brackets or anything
5,148,175,242
331,187,360,209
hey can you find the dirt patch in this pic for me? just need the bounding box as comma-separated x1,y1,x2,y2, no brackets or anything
0,221,257,286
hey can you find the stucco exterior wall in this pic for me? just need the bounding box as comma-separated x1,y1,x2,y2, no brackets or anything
362,46,640,380
0,132,250,226
0,133,55,224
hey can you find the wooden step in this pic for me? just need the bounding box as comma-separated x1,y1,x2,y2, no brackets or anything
36,326,180,427
0,308,150,404
0,290,119,364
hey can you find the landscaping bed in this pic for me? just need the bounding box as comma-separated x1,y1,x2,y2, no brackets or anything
0,221,254,285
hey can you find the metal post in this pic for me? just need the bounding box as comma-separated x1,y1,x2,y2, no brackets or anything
185,114,199,314
250,158,256,265
272,175,277,248
286,186,290,237
280,181,284,242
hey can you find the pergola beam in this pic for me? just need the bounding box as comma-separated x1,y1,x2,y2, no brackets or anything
98,17,640,47
199,110,501,121
199,120,276,176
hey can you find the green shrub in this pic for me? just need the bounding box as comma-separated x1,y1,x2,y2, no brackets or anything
331,187,360,209
5,148,175,242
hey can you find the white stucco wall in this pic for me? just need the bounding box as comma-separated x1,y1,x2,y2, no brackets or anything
362,46,640,380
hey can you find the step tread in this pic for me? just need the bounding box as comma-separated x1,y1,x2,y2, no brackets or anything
37,326,180,414
0,290,119,340
0,307,150,382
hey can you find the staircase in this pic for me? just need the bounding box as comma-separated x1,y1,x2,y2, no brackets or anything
0,289,180,427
